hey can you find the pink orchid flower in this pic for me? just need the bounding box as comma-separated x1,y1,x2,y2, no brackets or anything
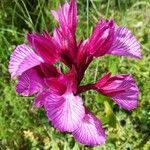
9,0,141,146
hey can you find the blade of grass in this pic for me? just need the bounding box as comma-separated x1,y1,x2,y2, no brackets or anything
0,28,24,36
86,0,89,37
20,0,34,30
105,0,110,18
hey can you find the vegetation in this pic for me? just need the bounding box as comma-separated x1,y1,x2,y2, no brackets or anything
0,0,150,149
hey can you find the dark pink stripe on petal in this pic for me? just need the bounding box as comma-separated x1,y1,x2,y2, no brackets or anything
72,111,106,146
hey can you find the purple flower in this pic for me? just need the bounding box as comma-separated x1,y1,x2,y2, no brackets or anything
8,0,141,146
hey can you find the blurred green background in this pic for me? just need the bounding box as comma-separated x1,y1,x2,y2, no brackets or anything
0,0,150,149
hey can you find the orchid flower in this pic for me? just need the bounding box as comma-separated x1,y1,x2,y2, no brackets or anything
9,0,141,146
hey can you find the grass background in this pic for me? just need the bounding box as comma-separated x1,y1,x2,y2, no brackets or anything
0,0,150,149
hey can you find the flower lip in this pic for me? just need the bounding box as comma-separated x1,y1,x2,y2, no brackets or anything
44,90,85,132
72,111,106,146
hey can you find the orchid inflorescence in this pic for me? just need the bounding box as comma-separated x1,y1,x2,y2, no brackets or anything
9,0,141,146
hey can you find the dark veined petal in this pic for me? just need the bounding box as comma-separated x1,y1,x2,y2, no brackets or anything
107,27,141,59
51,0,77,34
16,67,45,96
33,90,50,108
9,44,44,78
72,111,106,146
27,33,59,64
87,19,114,57
95,73,139,110
44,91,85,132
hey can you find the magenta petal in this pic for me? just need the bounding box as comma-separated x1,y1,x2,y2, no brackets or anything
51,1,77,66
107,27,141,59
44,77,67,95
77,40,93,82
72,111,106,146
51,0,77,34
112,75,139,110
16,67,45,96
88,20,114,57
68,0,77,33
40,63,60,78
34,90,49,108
45,92,85,132
27,33,59,64
9,44,43,78
53,28,62,47
96,74,139,110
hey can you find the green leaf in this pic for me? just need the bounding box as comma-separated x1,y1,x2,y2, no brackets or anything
104,100,117,127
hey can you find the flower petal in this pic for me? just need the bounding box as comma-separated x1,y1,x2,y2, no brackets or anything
53,28,77,68
27,33,59,64
72,111,106,146
9,44,43,78
51,0,77,67
68,0,77,33
107,27,141,59
77,40,93,83
16,67,45,96
44,77,67,95
34,90,49,108
44,67,77,94
45,92,85,132
51,0,77,34
95,73,139,110
40,63,60,78
87,20,114,57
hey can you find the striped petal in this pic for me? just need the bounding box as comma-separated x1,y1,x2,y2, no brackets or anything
107,27,141,59
72,111,106,146
45,92,85,132
34,90,49,108
95,73,139,110
88,20,114,57
112,75,139,110
16,67,45,96
51,0,77,34
9,44,43,78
